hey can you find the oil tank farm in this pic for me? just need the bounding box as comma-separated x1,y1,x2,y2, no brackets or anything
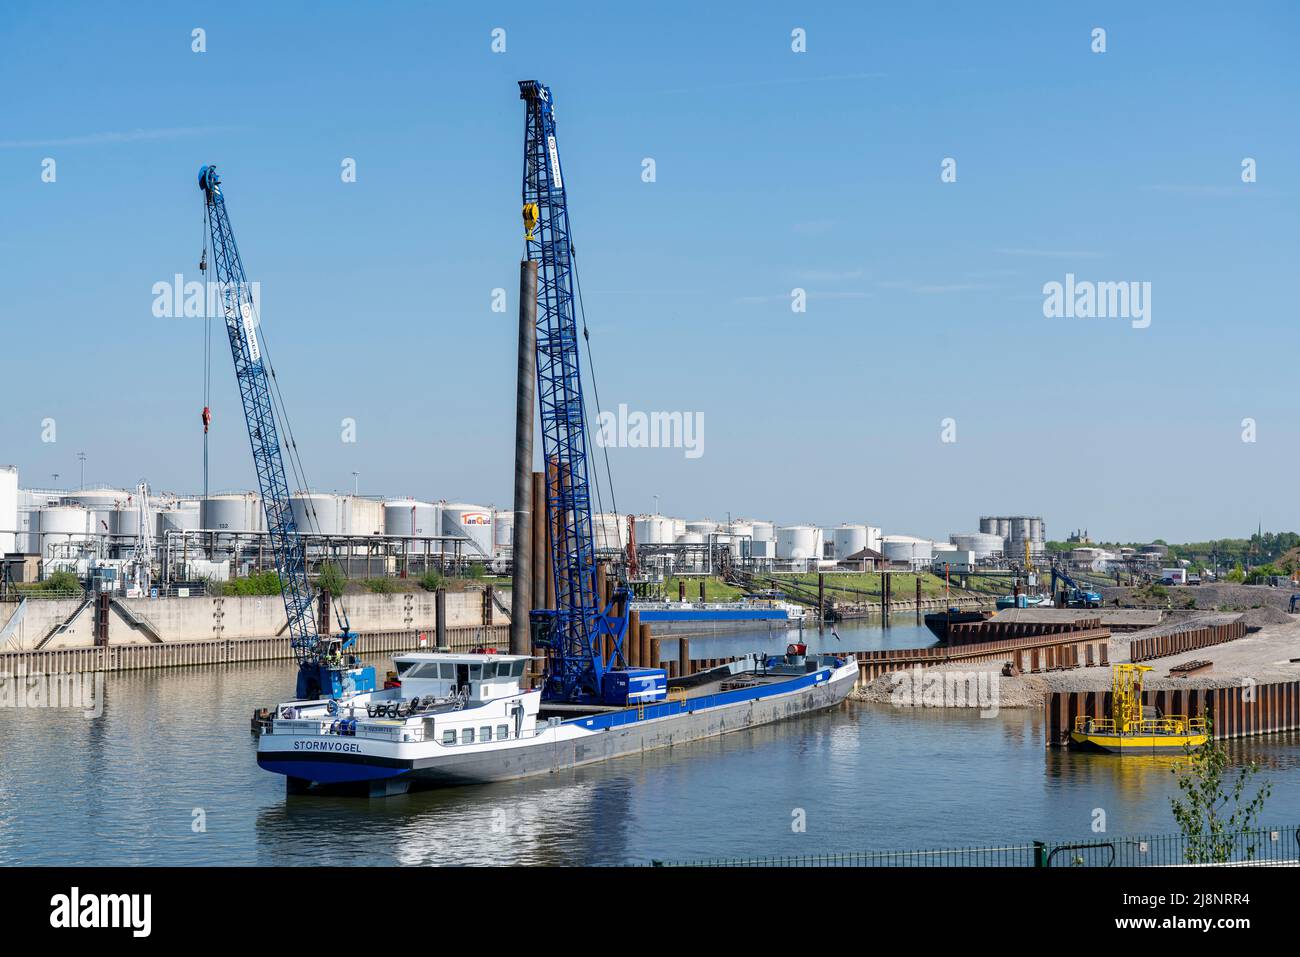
978,515,1045,562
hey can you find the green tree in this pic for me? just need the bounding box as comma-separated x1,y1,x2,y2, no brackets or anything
317,561,346,597
419,569,445,592
1169,723,1272,864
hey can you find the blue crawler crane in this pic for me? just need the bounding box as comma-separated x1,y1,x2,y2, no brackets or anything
517,81,658,705
198,165,372,701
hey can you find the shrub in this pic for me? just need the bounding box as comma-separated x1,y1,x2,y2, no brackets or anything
42,570,83,592
223,571,284,596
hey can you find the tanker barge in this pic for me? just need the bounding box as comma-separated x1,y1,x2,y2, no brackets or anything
256,645,858,796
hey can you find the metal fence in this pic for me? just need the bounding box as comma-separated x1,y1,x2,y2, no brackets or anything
652,825,1300,867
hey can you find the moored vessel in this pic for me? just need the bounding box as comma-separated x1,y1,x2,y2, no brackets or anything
256,644,858,796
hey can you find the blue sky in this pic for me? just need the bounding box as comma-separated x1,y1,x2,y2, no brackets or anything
1,1,1296,542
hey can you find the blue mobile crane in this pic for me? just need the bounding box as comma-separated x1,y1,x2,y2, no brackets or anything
198,165,373,701
518,81,659,705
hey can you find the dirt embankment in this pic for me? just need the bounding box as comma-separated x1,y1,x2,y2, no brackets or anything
1098,582,1294,627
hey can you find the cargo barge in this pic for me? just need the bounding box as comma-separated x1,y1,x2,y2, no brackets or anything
255,645,858,796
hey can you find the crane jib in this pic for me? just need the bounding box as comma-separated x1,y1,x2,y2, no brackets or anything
196,164,371,701
519,81,639,704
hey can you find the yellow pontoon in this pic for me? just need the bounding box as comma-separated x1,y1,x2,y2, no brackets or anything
1070,664,1208,753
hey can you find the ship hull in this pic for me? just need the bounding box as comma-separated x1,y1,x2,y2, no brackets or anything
259,663,859,795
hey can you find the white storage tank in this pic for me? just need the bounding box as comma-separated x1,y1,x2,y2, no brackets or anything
685,520,718,536
16,508,40,554
382,501,444,553
383,500,442,554
493,509,514,552
109,506,154,542
881,535,933,567
344,496,383,536
634,514,673,545
865,526,882,553
750,520,775,542
202,493,264,533
724,520,754,557
157,502,201,539
949,532,1004,560
676,532,705,544
776,525,822,561
40,505,93,560
0,466,16,557
442,503,493,559
65,488,131,509
670,517,686,539
64,489,129,540
591,512,627,551
832,524,868,560
291,492,343,536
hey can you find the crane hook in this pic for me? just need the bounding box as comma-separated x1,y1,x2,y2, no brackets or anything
522,202,539,240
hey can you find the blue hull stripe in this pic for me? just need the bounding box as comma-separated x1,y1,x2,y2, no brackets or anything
257,757,408,784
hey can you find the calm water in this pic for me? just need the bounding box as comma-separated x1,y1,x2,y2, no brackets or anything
3,621,1298,866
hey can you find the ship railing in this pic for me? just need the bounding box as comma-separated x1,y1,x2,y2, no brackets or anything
1073,715,1207,736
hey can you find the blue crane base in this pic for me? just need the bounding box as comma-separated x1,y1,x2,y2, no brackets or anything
297,662,377,700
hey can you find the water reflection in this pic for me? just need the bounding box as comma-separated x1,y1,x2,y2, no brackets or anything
3,640,1299,865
